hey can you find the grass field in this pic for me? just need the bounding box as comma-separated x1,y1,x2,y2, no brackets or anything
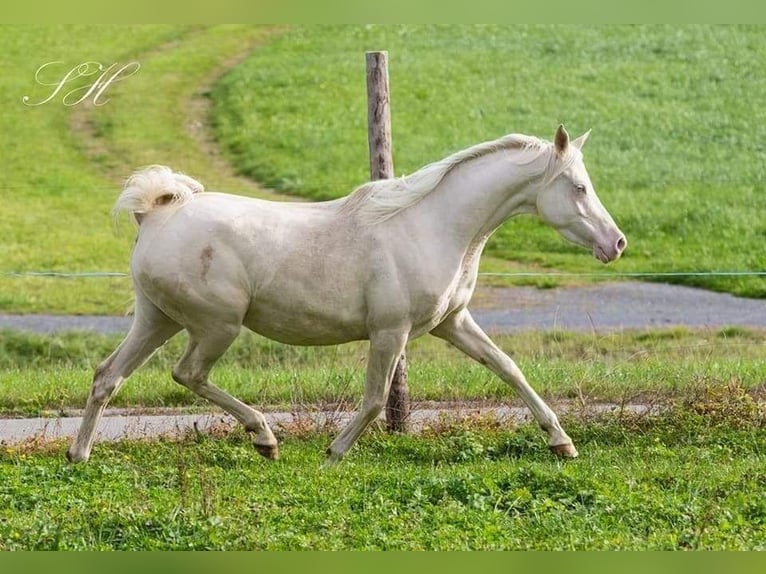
1,393,764,550
1,327,764,416
2,25,766,314
212,25,766,297
3,25,765,552
1,25,279,314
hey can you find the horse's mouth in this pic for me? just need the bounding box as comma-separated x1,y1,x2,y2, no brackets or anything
594,245,615,264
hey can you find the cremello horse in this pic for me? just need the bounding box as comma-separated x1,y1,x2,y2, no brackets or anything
67,125,626,464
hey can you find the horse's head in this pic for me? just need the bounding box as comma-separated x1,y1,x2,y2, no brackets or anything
535,125,626,263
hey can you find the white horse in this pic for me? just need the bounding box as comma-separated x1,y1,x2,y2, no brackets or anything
67,125,626,464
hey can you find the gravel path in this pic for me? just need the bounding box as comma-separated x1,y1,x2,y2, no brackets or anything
2,282,764,335
475,282,766,331
0,402,657,446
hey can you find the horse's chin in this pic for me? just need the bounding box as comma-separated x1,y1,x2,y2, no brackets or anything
593,245,614,264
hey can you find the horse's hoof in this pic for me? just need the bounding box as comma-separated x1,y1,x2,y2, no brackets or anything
66,449,87,464
550,443,579,458
254,443,279,460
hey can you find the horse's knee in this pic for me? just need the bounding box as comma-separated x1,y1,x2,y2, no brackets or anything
93,361,109,381
90,364,117,403
90,384,116,404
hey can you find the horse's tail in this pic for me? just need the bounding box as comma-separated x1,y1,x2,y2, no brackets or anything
114,165,204,225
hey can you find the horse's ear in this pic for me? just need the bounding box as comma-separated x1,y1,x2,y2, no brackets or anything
571,129,591,150
554,124,569,155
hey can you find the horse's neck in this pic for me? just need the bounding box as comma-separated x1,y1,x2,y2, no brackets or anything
411,148,547,248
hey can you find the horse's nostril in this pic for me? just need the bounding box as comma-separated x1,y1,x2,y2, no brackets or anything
616,236,627,252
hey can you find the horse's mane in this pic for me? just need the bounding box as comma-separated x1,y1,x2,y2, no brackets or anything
340,133,565,224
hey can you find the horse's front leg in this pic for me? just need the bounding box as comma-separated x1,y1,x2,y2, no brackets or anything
325,329,408,465
431,309,577,458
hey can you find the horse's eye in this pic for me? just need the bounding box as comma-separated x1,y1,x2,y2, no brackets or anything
573,184,587,193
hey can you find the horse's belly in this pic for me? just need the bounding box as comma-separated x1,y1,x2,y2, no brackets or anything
242,299,368,346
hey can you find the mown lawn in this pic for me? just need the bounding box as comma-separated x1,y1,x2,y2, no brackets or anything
3,25,764,552
212,24,766,297
1,391,764,550
1,25,279,314
3,25,766,315
1,327,764,416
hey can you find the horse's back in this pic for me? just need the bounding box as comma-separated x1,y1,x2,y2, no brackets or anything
130,192,372,342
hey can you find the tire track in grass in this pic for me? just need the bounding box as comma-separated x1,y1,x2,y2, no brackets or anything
68,25,289,201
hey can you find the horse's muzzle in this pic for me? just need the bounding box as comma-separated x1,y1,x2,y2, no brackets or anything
594,234,627,263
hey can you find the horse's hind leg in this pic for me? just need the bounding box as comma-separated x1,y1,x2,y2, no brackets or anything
67,295,181,463
171,325,279,459
431,309,577,458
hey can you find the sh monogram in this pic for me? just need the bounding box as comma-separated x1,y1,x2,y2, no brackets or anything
22,61,141,107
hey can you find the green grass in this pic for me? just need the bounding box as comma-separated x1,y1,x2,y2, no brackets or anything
1,328,764,416
212,24,766,297
2,327,764,550
1,25,280,314
2,25,181,314
4,25,766,314
1,391,764,549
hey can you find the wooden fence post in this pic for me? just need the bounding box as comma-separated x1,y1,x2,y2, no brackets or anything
365,50,410,433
